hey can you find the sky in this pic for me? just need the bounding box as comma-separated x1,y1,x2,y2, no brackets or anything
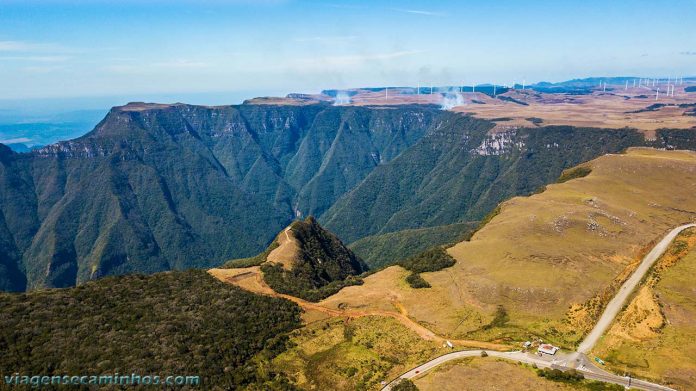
1,0,696,108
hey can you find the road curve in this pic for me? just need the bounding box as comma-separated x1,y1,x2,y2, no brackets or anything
382,349,675,391
577,223,696,354
383,224,696,391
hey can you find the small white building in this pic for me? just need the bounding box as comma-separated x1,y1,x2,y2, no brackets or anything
523,341,532,349
445,340,454,349
538,344,560,355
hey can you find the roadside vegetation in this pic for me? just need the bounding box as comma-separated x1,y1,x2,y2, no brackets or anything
392,378,419,390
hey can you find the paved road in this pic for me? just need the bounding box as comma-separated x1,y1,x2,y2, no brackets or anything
577,223,696,354
382,349,675,391
382,224,696,391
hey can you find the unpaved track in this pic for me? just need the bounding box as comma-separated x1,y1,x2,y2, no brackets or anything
577,223,696,354
208,267,508,351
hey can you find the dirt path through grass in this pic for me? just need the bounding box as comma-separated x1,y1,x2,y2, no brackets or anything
208,267,508,351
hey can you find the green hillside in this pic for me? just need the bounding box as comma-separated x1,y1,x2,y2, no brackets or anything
349,222,477,268
261,217,368,301
322,125,695,242
0,103,438,291
2,101,695,292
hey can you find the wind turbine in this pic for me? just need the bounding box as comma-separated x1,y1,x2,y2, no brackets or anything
656,88,660,101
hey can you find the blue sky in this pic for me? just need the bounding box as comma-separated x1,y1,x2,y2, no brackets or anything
1,0,696,105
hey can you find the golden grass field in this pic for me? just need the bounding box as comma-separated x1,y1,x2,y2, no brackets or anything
321,148,696,347
592,228,696,390
245,84,696,135
452,87,696,134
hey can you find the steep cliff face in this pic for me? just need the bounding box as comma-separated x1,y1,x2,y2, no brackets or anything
320,123,691,242
2,100,694,291
0,102,439,290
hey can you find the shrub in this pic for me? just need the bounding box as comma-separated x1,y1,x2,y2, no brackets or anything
536,367,584,382
392,378,419,391
406,273,431,289
399,247,456,274
557,166,592,183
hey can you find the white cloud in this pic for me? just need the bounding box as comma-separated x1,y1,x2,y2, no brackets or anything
1,55,71,62
0,137,31,144
0,40,69,53
292,50,425,69
294,36,358,43
150,59,210,69
104,59,212,74
0,41,35,51
391,8,445,17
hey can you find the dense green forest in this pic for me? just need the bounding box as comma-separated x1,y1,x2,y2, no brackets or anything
0,270,302,389
3,100,696,293
349,222,477,268
0,103,438,291
323,124,696,242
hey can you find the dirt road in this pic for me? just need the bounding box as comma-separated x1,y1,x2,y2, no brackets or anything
208,267,508,351
577,223,696,354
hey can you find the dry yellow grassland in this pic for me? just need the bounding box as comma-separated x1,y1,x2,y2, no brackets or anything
592,228,696,390
322,148,696,346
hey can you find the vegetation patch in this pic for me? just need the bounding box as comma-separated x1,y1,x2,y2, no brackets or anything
526,117,544,125
349,222,477,269
537,368,583,383
260,217,368,301
405,273,431,289
392,378,419,390
272,316,441,390
0,270,302,389
262,263,364,301
398,247,456,274
557,165,592,183
222,238,280,268
496,95,529,106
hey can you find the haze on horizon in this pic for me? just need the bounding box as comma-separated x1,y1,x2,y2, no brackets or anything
1,0,696,107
